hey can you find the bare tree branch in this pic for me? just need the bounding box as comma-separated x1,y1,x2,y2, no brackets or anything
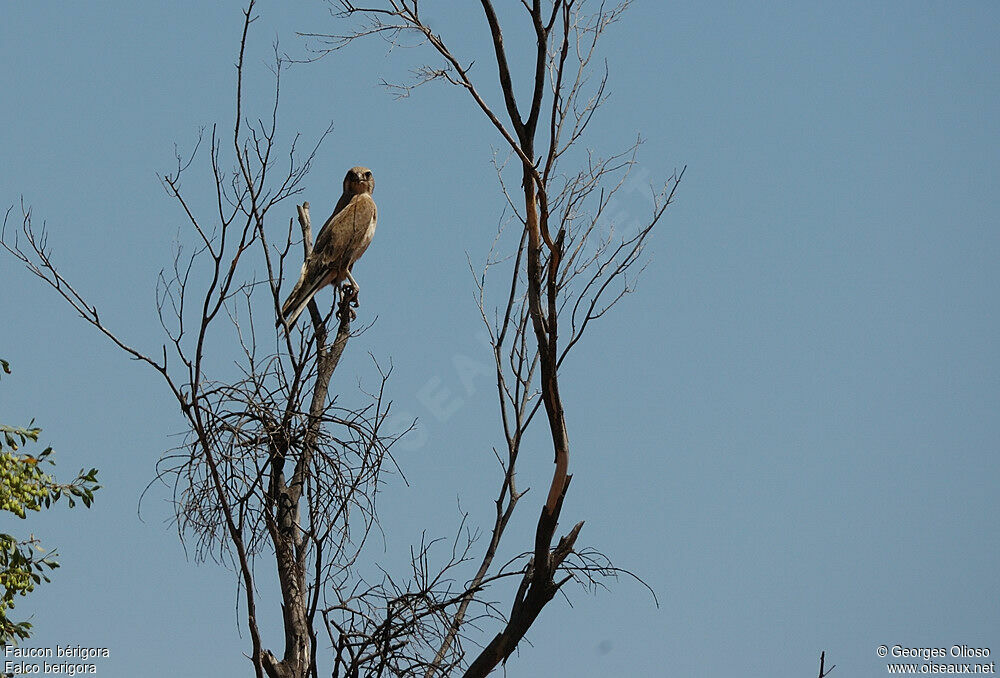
308,2,679,676
5,3,679,677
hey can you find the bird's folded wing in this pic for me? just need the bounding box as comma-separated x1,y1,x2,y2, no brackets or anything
313,195,377,270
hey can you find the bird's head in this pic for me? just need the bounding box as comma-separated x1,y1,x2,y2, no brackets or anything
344,166,375,195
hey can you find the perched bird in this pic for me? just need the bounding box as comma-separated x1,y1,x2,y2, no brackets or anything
278,166,377,328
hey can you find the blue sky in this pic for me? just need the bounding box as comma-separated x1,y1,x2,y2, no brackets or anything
2,2,998,676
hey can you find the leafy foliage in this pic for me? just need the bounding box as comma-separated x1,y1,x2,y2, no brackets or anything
0,359,100,644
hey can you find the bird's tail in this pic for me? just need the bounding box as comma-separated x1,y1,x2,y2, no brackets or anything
277,268,334,330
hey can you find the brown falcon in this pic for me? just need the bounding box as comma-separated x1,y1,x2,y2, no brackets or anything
278,166,377,328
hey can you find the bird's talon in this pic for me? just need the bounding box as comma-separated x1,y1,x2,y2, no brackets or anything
340,283,360,307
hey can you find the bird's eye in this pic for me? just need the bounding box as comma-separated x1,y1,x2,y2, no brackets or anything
364,171,372,179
